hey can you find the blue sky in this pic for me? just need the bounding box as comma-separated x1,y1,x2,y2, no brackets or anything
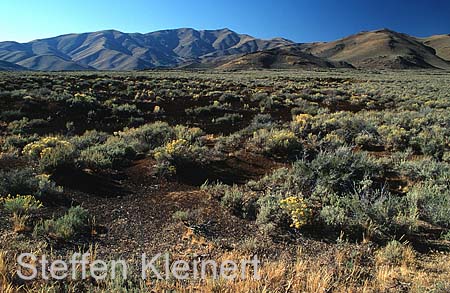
1,0,449,43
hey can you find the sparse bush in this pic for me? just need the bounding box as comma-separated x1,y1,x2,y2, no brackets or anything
319,185,405,235
309,148,381,197
0,168,62,199
375,240,415,267
256,191,288,235
7,118,33,134
396,157,450,183
213,113,243,125
112,103,142,116
291,113,313,135
34,206,90,241
79,136,136,169
0,168,38,196
153,138,209,175
66,93,98,109
405,182,450,228
1,134,38,153
38,143,77,172
354,132,380,150
378,125,410,151
220,185,245,215
172,210,190,222
245,114,273,132
219,92,240,103
70,130,108,150
414,126,448,160
1,194,42,216
251,128,302,158
22,136,77,171
174,125,204,143
1,194,42,233
117,121,175,153
291,100,320,116
185,102,229,116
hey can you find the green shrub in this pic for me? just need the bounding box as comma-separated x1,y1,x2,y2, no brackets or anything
241,148,384,236
251,128,302,158
245,114,273,133
0,168,62,198
319,185,405,234
220,185,245,215
375,240,415,266
413,126,448,160
35,174,63,197
405,182,450,228
38,143,77,172
22,136,77,172
66,93,98,109
396,157,450,183
185,103,229,116
309,147,381,197
377,125,410,151
0,168,37,196
1,194,42,216
1,194,42,232
34,206,90,240
256,192,289,235
6,117,49,135
70,130,108,150
153,138,210,175
219,92,241,103
173,125,204,143
354,132,380,149
79,136,136,169
117,121,175,153
213,113,243,125
291,100,320,116
112,103,142,115
1,134,38,153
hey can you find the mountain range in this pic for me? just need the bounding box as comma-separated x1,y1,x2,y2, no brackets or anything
0,28,449,71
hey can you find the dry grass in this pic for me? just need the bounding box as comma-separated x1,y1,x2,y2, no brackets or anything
11,214,29,234
0,245,449,292
148,245,450,292
0,251,18,293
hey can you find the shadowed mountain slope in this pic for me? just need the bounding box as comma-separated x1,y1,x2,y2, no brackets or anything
0,28,293,70
0,60,27,71
218,45,353,70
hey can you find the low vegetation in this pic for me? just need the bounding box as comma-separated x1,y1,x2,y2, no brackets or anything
0,70,450,291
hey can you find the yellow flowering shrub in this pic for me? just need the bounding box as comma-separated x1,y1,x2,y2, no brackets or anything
174,125,204,142
323,132,346,146
292,113,313,132
22,137,73,159
1,194,42,216
153,138,208,176
252,128,302,156
22,137,77,171
163,139,188,157
377,125,410,151
279,196,311,229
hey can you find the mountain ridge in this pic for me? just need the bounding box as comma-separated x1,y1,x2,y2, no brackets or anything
297,29,450,69
0,28,448,71
0,28,293,70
